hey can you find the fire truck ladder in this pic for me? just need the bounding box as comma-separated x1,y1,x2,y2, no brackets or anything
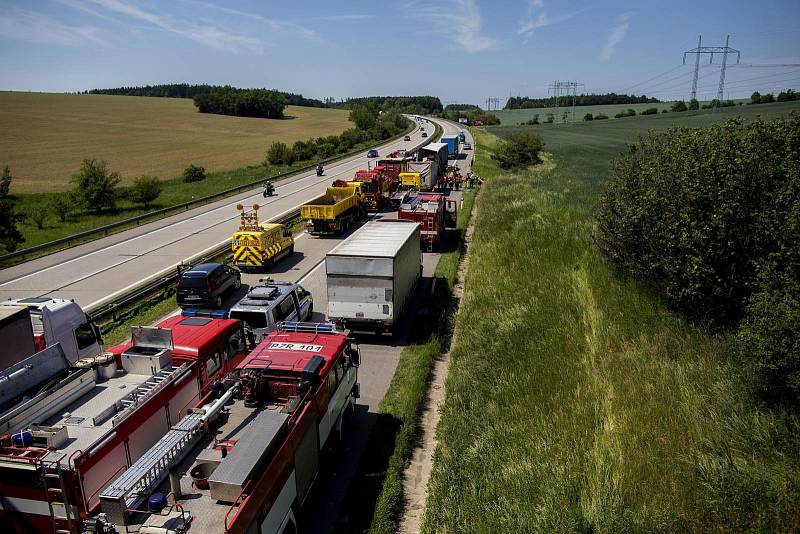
40,455,78,534
426,214,435,252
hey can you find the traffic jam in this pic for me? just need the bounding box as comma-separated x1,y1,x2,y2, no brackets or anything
0,119,477,534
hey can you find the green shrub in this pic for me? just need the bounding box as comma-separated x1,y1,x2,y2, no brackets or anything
778,89,797,102
689,98,699,110
291,139,316,162
0,200,24,252
51,195,71,223
266,141,291,165
130,175,163,208
0,166,11,197
182,164,206,183
641,107,659,115
584,112,594,121
491,131,544,169
594,112,609,120
71,158,121,213
595,115,800,327
671,100,688,112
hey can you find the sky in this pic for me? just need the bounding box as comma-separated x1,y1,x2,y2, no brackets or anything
1,0,799,105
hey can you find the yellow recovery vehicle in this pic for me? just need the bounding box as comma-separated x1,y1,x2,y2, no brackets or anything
301,186,364,236
232,204,294,270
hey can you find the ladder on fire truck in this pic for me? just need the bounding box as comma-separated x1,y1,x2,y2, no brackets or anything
425,214,435,252
40,454,78,534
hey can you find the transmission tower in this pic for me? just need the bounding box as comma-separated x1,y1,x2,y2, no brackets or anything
683,35,740,102
484,97,500,110
548,81,584,121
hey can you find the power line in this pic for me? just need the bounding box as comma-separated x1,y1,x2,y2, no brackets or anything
619,64,685,93
683,34,740,101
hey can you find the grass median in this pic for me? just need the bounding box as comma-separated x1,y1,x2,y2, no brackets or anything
334,184,477,534
421,126,800,532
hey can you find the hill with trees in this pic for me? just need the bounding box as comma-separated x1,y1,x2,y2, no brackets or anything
506,92,660,109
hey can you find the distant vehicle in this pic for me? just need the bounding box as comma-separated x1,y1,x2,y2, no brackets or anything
177,263,241,308
367,149,379,158
316,163,324,176
463,142,472,150
229,280,313,343
458,131,466,143
421,132,428,138
440,136,459,158
404,135,411,141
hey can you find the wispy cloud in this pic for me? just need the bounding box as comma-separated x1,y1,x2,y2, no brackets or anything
0,6,104,46
79,0,267,53
518,0,581,41
601,12,634,61
318,14,373,21
413,0,498,53
182,1,320,42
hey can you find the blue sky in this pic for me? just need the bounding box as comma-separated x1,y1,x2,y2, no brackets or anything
1,0,799,104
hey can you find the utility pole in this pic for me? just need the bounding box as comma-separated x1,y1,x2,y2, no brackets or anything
683,35,740,103
548,81,584,121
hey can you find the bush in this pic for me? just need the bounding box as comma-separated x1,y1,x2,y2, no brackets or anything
584,113,594,121
266,141,291,165
51,195,71,223
544,114,554,124
130,176,163,208
26,204,47,230
491,131,544,169
689,98,699,111
0,200,24,252
182,164,206,183
641,107,659,115
71,158,120,213
737,277,800,403
671,100,688,112
750,91,762,105
594,112,609,120
595,115,800,327
661,109,669,113
349,105,378,130
291,140,316,162
778,89,797,102
0,166,11,197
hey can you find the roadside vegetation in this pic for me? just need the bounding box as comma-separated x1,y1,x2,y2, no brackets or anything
422,111,800,531
335,185,478,534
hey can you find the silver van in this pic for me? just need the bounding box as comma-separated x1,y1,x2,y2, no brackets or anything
228,280,313,343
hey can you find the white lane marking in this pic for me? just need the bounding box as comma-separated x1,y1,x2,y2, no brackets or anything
298,258,327,284
0,125,426,289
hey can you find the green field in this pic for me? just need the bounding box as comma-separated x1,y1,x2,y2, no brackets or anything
0,91,351,193
493,98,764,125
422,105,800,532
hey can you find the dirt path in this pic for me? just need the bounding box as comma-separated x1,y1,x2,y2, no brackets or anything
397,189,481,534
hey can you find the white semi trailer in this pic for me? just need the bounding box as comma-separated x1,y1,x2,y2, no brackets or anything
326,220,421,335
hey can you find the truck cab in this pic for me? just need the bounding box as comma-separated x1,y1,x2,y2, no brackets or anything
229,281,313,343
2,297,102,365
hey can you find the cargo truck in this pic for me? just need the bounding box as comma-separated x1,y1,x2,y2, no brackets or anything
301,186,363,236
326,220,421,334
1,297,102,366
440,135,459,159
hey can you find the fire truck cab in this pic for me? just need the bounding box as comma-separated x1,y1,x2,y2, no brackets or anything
99,322,360,534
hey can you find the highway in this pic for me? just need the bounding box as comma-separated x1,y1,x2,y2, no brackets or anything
0,117,441,308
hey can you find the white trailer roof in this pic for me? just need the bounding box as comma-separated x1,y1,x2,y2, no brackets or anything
328,220,419,258
422,142,447,153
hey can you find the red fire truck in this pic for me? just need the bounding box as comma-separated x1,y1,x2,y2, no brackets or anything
398,192,458,251
98,322,360,534
335,170,390,211
0,313,249,534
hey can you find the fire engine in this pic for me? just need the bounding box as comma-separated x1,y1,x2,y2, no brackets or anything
334,169,390,211
98,322,360,534
398,192,458,251
0,313,249,534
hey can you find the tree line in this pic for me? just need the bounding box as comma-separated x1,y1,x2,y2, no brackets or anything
193,87,288,119
595,115,800,404
88,83,329,107
506,93,660,109
329,96,443,114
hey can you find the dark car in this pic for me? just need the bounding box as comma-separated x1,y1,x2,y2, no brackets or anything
421,132,428,138
404,135,411,141
177,263,241,309
367,149,379,158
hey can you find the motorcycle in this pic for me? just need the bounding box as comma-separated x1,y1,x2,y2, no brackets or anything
315,164,324,176
263,182,275,197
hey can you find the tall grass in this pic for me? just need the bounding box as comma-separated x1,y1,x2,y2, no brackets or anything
422,127,800,532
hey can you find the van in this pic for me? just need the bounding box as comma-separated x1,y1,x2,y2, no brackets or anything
177,263,242,309
228,281,313,342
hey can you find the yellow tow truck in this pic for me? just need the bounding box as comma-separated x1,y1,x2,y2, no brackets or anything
232,204,294,271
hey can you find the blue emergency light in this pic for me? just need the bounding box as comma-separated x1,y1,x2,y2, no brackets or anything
181,309,229,319
279,321,337,334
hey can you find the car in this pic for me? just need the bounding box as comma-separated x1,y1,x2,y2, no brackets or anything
404,135,411,141
367,149,379,158
421,132,428,138
463,142,472,150
177,263,241,309
228,280,313,342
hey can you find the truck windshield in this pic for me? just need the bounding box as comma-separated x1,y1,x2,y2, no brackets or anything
361,182,377,193
229,310,269,329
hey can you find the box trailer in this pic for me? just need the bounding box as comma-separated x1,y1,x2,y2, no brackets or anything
440,136,459,159
326,220,421,334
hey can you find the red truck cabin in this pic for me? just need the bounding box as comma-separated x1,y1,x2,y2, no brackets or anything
398,192,457,249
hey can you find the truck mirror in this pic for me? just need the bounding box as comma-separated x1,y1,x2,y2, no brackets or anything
297,380,311,395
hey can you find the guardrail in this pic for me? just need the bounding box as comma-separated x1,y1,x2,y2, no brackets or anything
87,116,441,330
0,119,419,265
